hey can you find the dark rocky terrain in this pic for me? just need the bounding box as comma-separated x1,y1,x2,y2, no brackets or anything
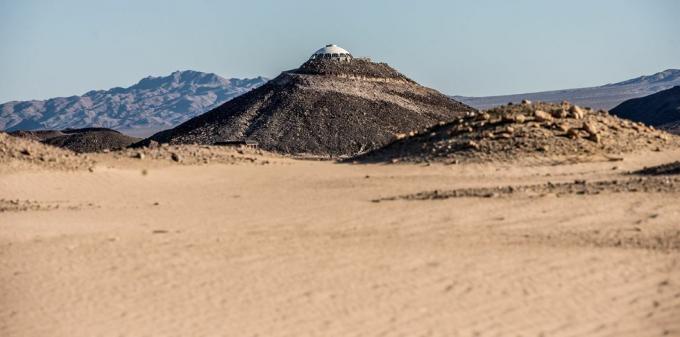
634,161,680,176
357,101,678,164
1,71,267,137
143,59,475,156
455,69,680,110
10,128,140,153
610,86,680,135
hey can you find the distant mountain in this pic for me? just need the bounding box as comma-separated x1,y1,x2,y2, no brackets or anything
454,69,680,110
610,86,680,135
0,71,268,137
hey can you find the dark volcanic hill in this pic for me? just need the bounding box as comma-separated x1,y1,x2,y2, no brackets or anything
610,86,680,135
1,71,267,137
10,128,140,153
454,69,680,110
144,59,475,156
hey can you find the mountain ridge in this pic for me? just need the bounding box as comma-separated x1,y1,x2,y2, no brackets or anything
454,69,680,111
1,70,268,137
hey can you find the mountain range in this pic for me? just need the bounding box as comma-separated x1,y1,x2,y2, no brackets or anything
0,71,268,137
454,69,680,110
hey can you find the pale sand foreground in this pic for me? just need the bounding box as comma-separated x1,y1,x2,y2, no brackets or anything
1,151,680,337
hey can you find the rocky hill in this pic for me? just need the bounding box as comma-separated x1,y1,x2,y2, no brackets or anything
1,71,267,137
454,69,680,110
10,128,140,153
610,86,680,134
143,59,475,156
358,101,678,164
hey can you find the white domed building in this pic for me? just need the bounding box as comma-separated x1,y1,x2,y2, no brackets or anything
309,44,353,62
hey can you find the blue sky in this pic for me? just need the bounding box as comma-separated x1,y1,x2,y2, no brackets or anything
1,0,678,102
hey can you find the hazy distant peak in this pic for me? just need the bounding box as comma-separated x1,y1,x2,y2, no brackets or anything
606,69,680,87
1,70,269,137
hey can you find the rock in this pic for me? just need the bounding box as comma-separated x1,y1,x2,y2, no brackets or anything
558,123,570,132
534,110,553,122
522,99,532,105
505,126,515,134
552,109,568,118
583,121,598,135
515,114,527,124
171,153,182,162
134,152,145,160
466,141,480,150
478,113,491,121
588,133,601,143
395,133,407,140
20,149,31,156
567,128,580,139
570,105,585,119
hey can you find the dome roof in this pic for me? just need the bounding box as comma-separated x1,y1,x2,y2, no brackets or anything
313,44,350,55
310,44,352,60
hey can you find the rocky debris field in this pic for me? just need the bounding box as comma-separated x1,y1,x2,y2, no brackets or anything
0,132,94,170
1,132,275,172
375,176,680,202
634,161,680,175
0,198,96,212
105,142,273,166
145,59,474,156
10,128,140,153
357,101,678,164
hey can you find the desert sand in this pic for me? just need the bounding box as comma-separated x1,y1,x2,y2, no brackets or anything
1,150,680,337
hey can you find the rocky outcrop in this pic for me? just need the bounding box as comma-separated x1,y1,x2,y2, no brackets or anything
357,101,678,164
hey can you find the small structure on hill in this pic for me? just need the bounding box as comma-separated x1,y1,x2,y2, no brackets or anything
310,44,353,62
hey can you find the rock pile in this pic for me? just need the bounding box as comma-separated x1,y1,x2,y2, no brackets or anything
143,59,474,156
357,101,678,163
0,132,93,170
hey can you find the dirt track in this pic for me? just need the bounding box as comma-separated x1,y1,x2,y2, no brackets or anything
1,150,679,337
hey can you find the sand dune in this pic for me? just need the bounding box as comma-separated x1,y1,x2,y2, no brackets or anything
1,150,679,337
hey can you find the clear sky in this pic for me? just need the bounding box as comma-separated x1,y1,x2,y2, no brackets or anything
1,0,678,102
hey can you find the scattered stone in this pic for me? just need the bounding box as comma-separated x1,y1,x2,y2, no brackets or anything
534,110,553,122
171,153,181,162
570,105,586,119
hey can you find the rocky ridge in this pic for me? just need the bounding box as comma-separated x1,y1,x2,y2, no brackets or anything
358,101,678,164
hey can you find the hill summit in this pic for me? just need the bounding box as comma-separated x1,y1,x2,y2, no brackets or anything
144,52,474,156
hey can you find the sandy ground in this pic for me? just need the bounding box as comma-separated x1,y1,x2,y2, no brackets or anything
1,150,680,337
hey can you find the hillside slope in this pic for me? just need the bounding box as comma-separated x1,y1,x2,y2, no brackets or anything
610,86,680,134
145,59,474,156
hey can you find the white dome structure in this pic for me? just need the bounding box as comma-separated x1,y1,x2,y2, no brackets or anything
310,44,353,62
